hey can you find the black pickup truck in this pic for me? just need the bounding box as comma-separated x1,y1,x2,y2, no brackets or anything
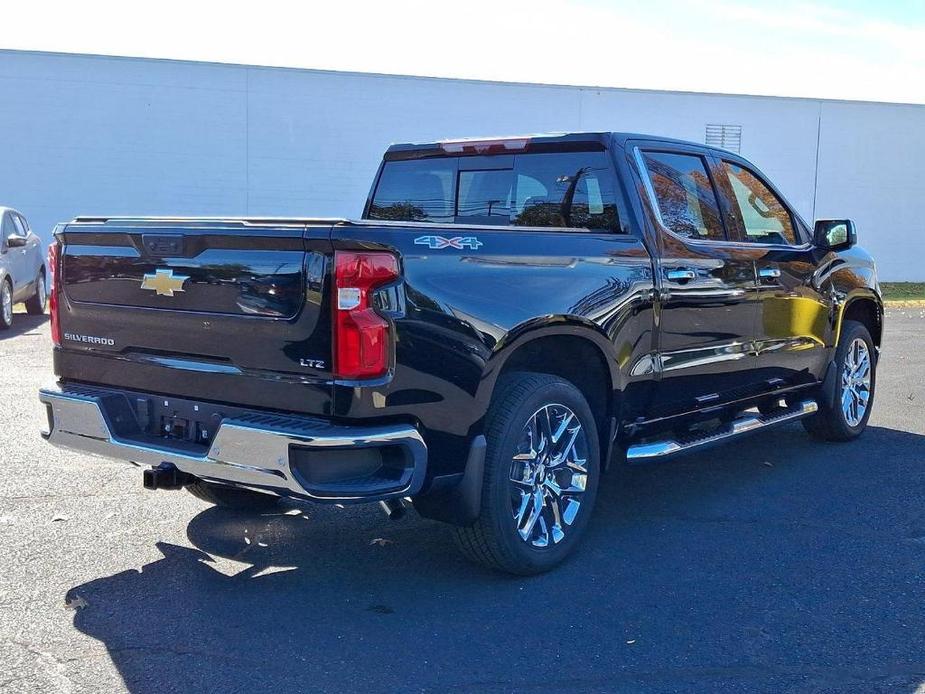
39,132,881,574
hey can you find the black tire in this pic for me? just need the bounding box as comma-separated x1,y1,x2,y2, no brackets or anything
452,372,601,575
186,480,281,511
802,320,876,442
0,279,12,330
25,270,46,315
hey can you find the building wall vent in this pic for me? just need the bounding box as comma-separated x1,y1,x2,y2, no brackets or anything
705,124,742,153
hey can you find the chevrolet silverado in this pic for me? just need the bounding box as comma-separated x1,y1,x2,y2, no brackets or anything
39,132,882,574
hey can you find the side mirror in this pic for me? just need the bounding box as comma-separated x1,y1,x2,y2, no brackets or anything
813,219,856,251
6,234,27,248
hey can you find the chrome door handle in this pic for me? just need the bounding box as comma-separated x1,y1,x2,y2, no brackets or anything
758,267,781,279
665,268,696,282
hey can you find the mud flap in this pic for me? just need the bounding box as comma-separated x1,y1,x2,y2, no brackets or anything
412,435,486,526
820,360,838,410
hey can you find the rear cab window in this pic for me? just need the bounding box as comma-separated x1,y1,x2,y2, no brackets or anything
367,149,622,232
512,152,619,230
457,165,514,224
366,159,455,223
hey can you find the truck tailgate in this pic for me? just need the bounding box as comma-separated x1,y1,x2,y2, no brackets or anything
54,218,336,415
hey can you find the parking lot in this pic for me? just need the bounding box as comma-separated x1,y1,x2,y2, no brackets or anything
1,309,923,693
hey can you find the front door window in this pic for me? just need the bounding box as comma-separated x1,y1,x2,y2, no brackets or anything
721,161,798,245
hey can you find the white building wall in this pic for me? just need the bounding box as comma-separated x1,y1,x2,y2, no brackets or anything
814,101,925,281
0,50,921,279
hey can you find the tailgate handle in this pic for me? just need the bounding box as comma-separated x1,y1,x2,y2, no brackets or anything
143,234,185,256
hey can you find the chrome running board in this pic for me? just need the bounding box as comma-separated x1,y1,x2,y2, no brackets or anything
626,399,818,462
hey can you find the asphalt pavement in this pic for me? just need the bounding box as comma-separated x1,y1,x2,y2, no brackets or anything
1,309,923,693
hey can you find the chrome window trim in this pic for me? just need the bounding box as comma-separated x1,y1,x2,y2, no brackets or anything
633,146,727,245
634,146,668,231
633,146,813,252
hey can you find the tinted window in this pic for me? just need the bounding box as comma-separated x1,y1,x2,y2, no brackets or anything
722,161,797,245
641,151,724,240
369,151,620,231
368,159,455,223
513,151,620,231
457,169,513,223
12,214,27,235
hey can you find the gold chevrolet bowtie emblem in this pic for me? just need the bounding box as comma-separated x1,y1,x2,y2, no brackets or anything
140,269,189,297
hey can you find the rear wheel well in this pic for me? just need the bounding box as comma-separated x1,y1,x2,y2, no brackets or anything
843,298,882,348
496,335,613,462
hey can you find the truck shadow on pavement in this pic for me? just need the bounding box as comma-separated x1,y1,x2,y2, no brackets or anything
65,424,925,693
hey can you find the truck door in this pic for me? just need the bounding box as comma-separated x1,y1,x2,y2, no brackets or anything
631,142,763,414
709,155,831,387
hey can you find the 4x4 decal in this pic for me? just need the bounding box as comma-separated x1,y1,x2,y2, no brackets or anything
414,235,483,250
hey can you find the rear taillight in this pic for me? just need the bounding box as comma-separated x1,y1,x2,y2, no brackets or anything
333,251,400,380
47,240,61,346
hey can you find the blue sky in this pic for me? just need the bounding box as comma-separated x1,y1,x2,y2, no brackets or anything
5,0,924,103
826,0,924,22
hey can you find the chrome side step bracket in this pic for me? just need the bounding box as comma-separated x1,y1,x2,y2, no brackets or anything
626,399,818,463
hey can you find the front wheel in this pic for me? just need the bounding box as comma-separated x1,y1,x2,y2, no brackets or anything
452,372,600,575
803,320,876,441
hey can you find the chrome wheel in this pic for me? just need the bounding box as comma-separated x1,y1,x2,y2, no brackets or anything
841,337,871,427
1,283,11,325
510,403,588,548
37,277,46,309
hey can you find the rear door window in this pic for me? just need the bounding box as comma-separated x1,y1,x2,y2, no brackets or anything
367,158,456,223
640,151,725,241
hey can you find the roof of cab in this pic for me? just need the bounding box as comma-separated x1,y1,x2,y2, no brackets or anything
383,132,715,160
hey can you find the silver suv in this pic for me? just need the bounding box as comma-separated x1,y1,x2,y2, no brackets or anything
0,208,46,329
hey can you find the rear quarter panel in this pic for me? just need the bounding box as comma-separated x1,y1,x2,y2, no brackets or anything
331,222,656,476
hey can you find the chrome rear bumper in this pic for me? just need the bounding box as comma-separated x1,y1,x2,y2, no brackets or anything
39,383,427,502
